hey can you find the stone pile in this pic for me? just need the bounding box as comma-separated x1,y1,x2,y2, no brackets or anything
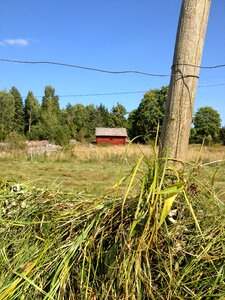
26,141,62,155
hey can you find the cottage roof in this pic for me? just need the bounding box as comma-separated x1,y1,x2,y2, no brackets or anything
95,127,127,137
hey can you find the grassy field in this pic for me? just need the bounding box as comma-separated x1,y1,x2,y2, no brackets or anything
0,144,146,193
0,143,224,198
1,143,225,299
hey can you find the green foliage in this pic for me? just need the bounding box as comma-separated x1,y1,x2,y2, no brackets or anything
24,91,41,134
5,131,26,149
220,127,225,145
109,102,128,128
1,84,223,150
86,104,110,138
65,103,89,141
53,125,71,146
0,85,167,145
191,106,221,144
97,103,111,127
63,103,111,142
128,86,168,142
40,86,64,143
41,85,60,115
10,87,25,134
63,104,78,139
26,124,42,140
0,90,15,141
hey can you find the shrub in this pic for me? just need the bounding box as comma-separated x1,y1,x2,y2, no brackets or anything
220,127,225,145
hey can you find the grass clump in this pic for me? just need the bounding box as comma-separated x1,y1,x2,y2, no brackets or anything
0,155,225,299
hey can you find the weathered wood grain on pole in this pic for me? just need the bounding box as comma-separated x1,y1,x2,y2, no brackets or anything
159,0,211,163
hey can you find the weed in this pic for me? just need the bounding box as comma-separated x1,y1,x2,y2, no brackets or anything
0,152,225,299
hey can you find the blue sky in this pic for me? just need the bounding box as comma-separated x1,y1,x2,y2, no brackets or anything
1,0,225,125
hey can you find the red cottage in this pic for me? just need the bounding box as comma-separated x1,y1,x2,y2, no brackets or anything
95,128,127,145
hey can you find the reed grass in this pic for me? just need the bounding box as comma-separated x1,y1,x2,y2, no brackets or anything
1,151,225,299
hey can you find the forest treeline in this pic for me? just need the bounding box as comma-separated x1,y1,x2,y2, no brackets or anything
0,85,224,145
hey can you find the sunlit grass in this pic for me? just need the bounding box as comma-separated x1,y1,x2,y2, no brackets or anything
187,143,225,163
1,142,225,162
0,150,225,299
1,143,225,198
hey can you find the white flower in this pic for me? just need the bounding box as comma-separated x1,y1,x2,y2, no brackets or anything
21,201,27,208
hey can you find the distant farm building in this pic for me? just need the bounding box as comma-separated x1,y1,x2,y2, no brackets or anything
95,128,127,145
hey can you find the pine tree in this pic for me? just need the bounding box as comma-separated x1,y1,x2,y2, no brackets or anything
10,87,25,134
0,90,15,140
97,103,110,127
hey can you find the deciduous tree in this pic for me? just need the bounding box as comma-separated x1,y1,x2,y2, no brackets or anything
128,87,168,143
220,127,225,145
40,86,61,141
109,102,128,128
192,106,221,144
24,91,41,134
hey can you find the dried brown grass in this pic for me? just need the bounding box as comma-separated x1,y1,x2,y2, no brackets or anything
64,144,154,163
1,141,225,164
187,144,225,163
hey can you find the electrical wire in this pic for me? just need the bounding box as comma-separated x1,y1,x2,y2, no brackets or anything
2,58,225,76
2,57,225,98
21,82,225,99
0,58,171,77
21,90,149,99
50,91,148,98
173,63,225,69
198,83,225,88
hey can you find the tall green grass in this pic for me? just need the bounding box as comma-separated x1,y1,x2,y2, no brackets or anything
0,154,225,299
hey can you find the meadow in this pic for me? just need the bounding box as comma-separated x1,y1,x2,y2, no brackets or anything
0,143,224,197
0,143,225,299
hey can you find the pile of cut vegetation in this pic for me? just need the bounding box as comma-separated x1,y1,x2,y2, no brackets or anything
0,156,225,299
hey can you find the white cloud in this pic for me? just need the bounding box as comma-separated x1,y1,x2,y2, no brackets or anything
0,38,31,47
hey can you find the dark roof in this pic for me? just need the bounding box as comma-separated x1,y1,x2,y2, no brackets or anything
95,127,127,137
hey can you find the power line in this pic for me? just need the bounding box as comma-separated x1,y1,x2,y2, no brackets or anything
21,82,225,99
173,63,225,69
21,90,149,99
2,58,225,76
2,57,225,98
0,58,171,77
59,90,149,97
198,83,225,88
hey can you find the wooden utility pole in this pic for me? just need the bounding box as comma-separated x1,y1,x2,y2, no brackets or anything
159,0,211,163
